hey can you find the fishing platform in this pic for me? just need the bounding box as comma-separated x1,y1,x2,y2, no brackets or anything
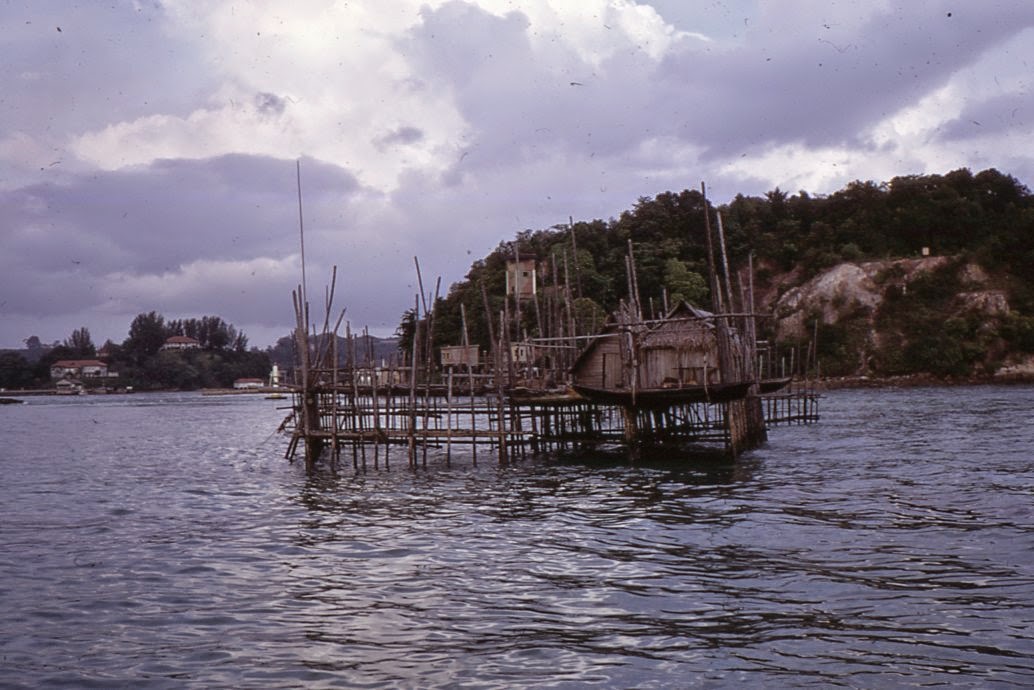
279,183,819,471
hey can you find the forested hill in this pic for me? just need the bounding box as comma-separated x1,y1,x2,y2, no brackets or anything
412,167,1034,380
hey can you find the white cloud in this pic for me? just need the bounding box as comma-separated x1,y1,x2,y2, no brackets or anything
68,0,469,191
68,0,696,192
472,0,704,63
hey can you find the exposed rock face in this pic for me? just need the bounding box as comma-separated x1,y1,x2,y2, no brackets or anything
773,256,950,341
956,290,1010,316
994,355,1034,379
774,264,879,341
768,256,1017,377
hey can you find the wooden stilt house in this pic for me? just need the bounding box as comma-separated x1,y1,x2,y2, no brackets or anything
570,301,751,405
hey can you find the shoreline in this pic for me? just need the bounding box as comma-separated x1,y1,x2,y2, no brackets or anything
4,376,1031,401
815,372,1034,390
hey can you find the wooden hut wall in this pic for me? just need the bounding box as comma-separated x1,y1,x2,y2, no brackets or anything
572,335,624,389
640,321,719,387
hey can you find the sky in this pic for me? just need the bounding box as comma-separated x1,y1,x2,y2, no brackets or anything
2,0,1033,350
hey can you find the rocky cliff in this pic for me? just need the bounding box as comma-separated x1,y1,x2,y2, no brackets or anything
763,256,1032,379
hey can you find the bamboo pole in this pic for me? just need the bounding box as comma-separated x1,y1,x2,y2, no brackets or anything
461,302,478,466
445,368,454,465
626,239,642,320
296,160,309,314
408,295,419,467
715,212,736,315
513,244,523,347
333,325,340,470
562,249,576,357
570,216,582,300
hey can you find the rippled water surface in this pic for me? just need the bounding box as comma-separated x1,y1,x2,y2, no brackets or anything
2,386,1033,688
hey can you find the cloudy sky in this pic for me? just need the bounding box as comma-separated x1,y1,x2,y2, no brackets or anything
2,1,1033,350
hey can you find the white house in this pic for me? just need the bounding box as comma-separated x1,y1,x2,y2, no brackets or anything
50,359,110,380
162,335,201,350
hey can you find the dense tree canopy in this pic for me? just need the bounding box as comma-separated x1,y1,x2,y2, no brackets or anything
113,312,264,389
398,167,1034,381
63,327,96,358
124,311,168,364
1,313,267,390
167,316,248,352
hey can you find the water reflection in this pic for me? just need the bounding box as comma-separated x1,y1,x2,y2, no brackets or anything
2,387,1034,687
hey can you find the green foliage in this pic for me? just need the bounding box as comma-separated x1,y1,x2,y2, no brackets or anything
35,345,78,380
64,327,96,357
572,298,606,335
395,307,417,354
902,315,985,377
1000,314,1034,353
397,166,1034,379
118,348,271,391
815,318,871,377
0,352,33,389
166,315,247,351
663,258,708,306
124,311,167,364
2,312,259,390
873,261,992,377
58,311,264,390
839,243,864,262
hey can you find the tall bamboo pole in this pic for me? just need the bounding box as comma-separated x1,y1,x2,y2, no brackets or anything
570,216,582,300
716,212,736,315
408,295,419,467
461,302,477,466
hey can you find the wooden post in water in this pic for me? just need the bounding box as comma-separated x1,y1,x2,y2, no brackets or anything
460,303,478,466
408,295,419,468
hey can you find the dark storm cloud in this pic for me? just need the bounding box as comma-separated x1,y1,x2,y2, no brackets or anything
937,90,1033,141
0,155,364,327
653,2,1034,157
4,155,356,275
255,92,288,117
0,1,211,150
0,149,443,345
404,1,1034,170
375,126,425,150
402,2,656,171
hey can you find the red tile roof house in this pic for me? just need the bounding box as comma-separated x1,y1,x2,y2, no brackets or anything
50,359,110,380
161,335,201,350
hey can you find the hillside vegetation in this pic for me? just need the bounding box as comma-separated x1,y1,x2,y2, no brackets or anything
411,167,1034,380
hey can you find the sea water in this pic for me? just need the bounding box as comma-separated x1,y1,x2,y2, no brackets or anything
1,386,1032,688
